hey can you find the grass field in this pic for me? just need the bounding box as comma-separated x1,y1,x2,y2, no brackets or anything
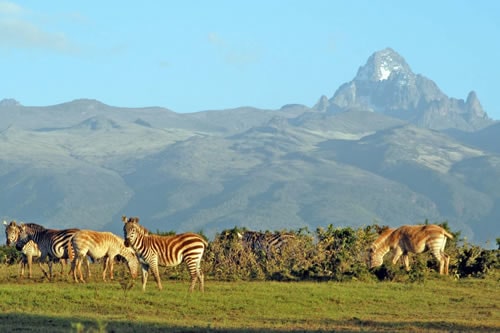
0,263,498,332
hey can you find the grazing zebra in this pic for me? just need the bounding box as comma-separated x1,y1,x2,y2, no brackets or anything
16,222,80,279
121,215,207,292
238,230,295,257
71,230,139,283
368,224,454,275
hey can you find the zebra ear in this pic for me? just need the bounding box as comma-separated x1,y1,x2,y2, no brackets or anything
3,220,7,226
122,215,127,223
133,217,140,223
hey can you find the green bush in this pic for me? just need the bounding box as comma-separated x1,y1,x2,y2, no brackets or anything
3,222,498,283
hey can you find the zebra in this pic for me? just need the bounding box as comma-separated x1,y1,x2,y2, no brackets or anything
16,222,80,279
237,230,295,257
4,221,72,278
5,221,49,278
368,224,454,275
121,215,208,292
16,238,44,278
70,229,139,283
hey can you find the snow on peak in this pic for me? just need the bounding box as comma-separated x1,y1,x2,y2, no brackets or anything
355,48,412,82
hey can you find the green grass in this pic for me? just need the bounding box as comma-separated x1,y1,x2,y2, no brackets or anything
0,263,498,332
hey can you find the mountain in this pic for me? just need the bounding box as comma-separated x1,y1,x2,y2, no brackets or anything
316,48,493,131
0,48,499,247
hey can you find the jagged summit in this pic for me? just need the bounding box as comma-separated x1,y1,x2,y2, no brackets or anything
355,48,413,82
324,48,493,131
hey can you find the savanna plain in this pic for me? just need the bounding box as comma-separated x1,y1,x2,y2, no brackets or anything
0,263,498,333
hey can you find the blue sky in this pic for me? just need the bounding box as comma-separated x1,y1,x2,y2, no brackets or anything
1,1,499,119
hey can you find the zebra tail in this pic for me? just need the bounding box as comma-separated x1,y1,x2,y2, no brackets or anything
443,230,454,239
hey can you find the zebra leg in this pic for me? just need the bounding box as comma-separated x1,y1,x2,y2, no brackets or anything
71,257,78,282
391,247,403,267
402,254,410,271
48,260,54,280
78,256,87,282
189,261,204,292
199,271,204,292
37,262,49,278
432,250,446,275
19,256,26,278
149,262,163,291
85,257,91,280
437,251,450,275
141,263,150,291
102,257,109,281
444,253,450,275
109,256,115,281
27,254,33,279
196,266,205,292
58,259,66,277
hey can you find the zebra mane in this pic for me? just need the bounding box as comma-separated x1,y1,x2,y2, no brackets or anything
21,222,47,232
371,227,396,250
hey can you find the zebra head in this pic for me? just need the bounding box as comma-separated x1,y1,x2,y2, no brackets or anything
18,223,31,243
368,227,394,269
368,246,384,269
122,215,141,247
4,221,20,246
122,247,139,279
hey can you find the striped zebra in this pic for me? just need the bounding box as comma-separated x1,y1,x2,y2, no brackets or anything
238,230,295,257
4,221,68,278
16,222,80,279
16,239,47,278
368,224,454,275
71,230,139,283
121,215,207,292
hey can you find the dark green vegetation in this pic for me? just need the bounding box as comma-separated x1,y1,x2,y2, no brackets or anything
1,49,500,246
207,223,499,282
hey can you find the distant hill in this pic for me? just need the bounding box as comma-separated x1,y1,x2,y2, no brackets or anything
1,48,499,247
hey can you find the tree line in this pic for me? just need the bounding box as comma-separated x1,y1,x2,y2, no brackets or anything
1,222,498,282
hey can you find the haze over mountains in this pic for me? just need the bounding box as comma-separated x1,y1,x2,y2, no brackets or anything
1,48,498,246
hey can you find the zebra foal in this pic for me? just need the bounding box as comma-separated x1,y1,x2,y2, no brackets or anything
121,215,208,292
368,224,453,275
71,230,139,283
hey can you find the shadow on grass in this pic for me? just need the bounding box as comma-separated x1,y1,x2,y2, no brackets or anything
0,313,498,333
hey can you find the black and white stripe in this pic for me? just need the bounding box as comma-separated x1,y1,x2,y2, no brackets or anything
17,223,80,279
122,215,207,292
238,230,295,257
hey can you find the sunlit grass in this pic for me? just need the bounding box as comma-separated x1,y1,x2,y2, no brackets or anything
0,260,498,332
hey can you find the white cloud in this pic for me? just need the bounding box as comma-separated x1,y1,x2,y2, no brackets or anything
0,18,79,53
0,1,80,54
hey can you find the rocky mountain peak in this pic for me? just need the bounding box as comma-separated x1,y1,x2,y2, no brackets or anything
465,91,486,118
355,48,413,82
327,48,493,131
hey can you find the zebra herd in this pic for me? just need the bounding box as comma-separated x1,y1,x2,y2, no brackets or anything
4,217,455,293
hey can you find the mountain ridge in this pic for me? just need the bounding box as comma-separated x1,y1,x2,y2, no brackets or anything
1,48,499,247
